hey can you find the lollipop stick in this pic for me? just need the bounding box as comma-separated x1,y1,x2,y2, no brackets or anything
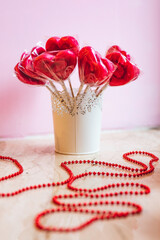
47,66,72,110
95,86,100,94
68,77,76,113
76,83,84,99
39,62,68,105
60,80,72,110
48,79,66,103
95,74,111,97
46,84,54,95
68,77,74,98
96,82,109,97
45,85,71,113
83,85,90,96
48,80,70,111
77,85,90,108
44,63,70,99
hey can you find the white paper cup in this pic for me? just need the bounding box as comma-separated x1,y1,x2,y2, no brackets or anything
51,88,102,155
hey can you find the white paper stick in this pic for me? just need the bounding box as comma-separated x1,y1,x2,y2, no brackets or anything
43,63,71,108
60,80,72,110
68,77,74,98
77,85,90,109
47,79,67,104
76,82,84,99
44,63,72,111
95,86,100,94
96,82,109,97
45,85,71,113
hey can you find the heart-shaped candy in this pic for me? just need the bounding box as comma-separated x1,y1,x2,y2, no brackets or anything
31,46,45,58
19,53,40,80
15,46,47,85
14,63,45,85
78,46,114,86
106,51,140,86
45,36,79,55
106,45,131,60
34,50,77,81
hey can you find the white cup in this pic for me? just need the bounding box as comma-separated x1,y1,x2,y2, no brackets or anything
51,88,102,155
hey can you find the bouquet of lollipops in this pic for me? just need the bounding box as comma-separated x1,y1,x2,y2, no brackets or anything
14,36,140,115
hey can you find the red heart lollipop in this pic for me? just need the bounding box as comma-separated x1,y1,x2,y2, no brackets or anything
106,51,140,86
14,47,47,85
32,52,55,80
34,50,77,81
31,46,46,57
20,51,29,61
52,50,77,80
19,54,39,80
45,37,60,51
78,46,114,87
100,58,116,85
107,45,131,61
46,36,79,55
18,47,46,81
14,63,45,85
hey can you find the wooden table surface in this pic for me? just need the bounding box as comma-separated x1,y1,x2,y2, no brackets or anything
0,129,160,240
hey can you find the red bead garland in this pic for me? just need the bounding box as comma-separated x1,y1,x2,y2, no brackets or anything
0,151,158,232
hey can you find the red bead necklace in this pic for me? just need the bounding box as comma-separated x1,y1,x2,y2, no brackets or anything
0,151,158,232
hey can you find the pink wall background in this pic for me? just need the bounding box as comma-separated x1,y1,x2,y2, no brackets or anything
0,0,160,138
